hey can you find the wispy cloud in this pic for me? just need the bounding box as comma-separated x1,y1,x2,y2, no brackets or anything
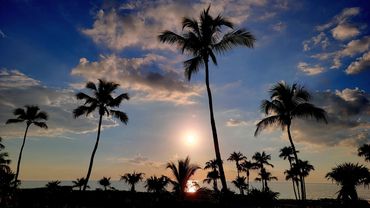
297,62,325,75
346,51,370,74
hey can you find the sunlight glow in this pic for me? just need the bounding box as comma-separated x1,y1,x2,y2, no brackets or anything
185,132,197,146
186,180,198,193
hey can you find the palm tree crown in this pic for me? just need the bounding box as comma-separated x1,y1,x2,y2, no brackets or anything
358,144,370,162
74,79,129,191
121,172,144,192
159,6,255,191
166,156,200,195
145,175,170,193
252,151,273,169
98,177,111,191
228,152,247,177
72,177,89,190
6,105,48,186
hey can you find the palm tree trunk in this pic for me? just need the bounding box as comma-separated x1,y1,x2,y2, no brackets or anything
287,124,305,200
213,179,218,192
247,172,250,194
131,184,135,192
83,114,103,191
288,158,298,200
14,124,30,187
236,162,240,177
204,60,228,191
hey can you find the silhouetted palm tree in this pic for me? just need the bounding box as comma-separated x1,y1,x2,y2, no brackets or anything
166,156,200,196
279,146,299,199
253,152,274,191
255,168,278,192
145,175,170,193
98,177,111,191
284,167,300,199
232,176,247,195
6,105,48,186
46,180,61,191
72,177,89,191
0,137,15,195
0,137,11,173
255,81,327,199
121,172,144,192
203,159,220,192
296,160,314,198
326,163,370,200
73,80,129,190
358,144,370,162
228,152,247,177
241,160,257,194
159,6,255,191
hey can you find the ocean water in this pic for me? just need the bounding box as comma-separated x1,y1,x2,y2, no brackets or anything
21,180,370,200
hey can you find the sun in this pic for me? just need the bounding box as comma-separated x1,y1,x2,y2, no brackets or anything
185,132,197,145
186,180,198,193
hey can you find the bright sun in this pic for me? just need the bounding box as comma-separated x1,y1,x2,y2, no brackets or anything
185,132,197,145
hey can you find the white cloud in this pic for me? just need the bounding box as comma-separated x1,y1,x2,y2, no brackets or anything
226,118,248,127
297,62,325,75
272,21,286,32
316,7,360,31
345,51,370,74
71,54,202,105
331,24,360,40
302,32,329,51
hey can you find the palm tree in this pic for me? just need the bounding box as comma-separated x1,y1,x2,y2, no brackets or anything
203,159,219,192
326,163,370,200
145,175,170,193
121,172,144,192
255,81,327,199
73,79,129,190
240,160,257,194
98,177,111,191
6,105,48,185
159,6,255,191
45,180,61,191
252,152,274,191
228,152,247,177
232,176,247,195
358,144,370,162
166,156,200,196
72,177,89,191
255,168,278,192
296,160,314,199
279,146,299,199
284,167,300,199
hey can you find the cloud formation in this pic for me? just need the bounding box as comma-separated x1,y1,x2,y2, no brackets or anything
331,23,360,40
345,51,370,74
226,118,249,127
71,54,202,105
297,62,325,75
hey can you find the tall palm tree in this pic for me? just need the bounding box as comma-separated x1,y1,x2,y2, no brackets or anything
6,105,48,185
279,146,299,199
121,172,144,192
145,175,170,193
255,168,278,192
358,144,370,162
232,176,247,195
228,152,247,177
98,177,111,191
73,79,129,190
296,160,314,199
255,81,327,199
284,167,300,199
166,156,200,196
72,177,89,191
203,159,219,192
240,160,257,194
252,152,274,191
159,6,255,191
326,163,370,200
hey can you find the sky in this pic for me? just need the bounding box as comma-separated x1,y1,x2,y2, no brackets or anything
0,0,369,184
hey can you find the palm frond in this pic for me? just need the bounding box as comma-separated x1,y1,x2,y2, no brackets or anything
292,103,328,123
182,17,200,35
108,93,129,107
76,92,96,104
209,50,217,65
213,14,233,29
73,106,93,118
6,119,24,124
110,110,128,124
86,82,97,91
254,115,283,136
33,122,48,129
184,56,203,81
13,108,26,117
35,111,48,121
213,29,255,53
158,31,186,46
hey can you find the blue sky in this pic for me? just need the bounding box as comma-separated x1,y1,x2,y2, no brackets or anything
0,0,369,183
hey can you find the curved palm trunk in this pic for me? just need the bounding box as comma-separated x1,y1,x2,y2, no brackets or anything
204,60,228,192
287,124,305,200
14,124,30,187
83,114,103,191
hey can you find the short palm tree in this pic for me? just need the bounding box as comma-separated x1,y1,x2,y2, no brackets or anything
6,105,48,185
145,175,170,193
326,163,370,200
203,159,219,192
358,144,370,162
166,156,200,196
73,79,129,190
121,172,144,192
232,176,247,195
255,81,327,199
228,152,247,177
284,167,300,199
252,152,274,191
45,180,61,191
255,168,278,192
98,176,111,191
240,160,257,194
279,146,299,199
159,6,255,191
72,177,89,191
296,160,314,198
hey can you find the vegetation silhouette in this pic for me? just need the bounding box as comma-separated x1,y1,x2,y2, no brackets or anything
255,81,327,200
232,176,247,195
166,156,200,196
279,146,299,199
255,168,278,192
145,175,170,193
159,5,255,192
228,152,247,177
358,144,370,162
6,105,48,186
240,159,257,194
252,151,274,192
73,79,129,191
121,172,144,192
326,163,370,200
98,176,112,191
45,180,61,192
72,177,89,191
0,137,15,206
203,159,220,192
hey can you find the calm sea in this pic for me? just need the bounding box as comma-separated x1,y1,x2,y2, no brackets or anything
21,181,370,200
